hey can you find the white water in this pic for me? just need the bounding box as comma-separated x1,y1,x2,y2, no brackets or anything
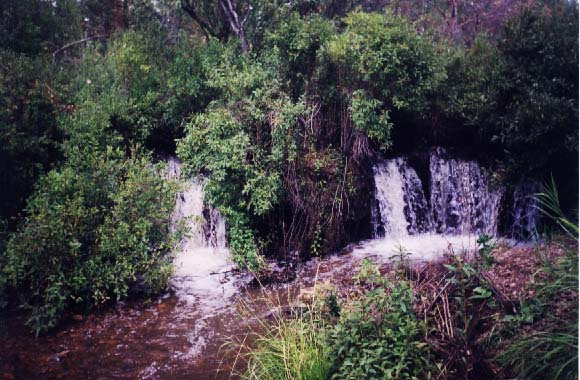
369,148,536,261
351,234,480,262
163,150,536,360
372,160,410,237
372,158,431,238
167,158,235,313
429,148,504,236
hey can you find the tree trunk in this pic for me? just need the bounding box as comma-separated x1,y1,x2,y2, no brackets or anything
219,0,251,54
449,0,460,40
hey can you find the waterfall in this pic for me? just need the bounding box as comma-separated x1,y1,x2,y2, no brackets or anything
429,148,504,236
504,183,539,239
168,158,227,249
372,160,408,237
371,148,536,240
167,158,234,309
372,158,430,237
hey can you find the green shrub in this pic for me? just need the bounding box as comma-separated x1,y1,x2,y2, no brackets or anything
330,263,431,380
0,51,63,222
265,12,336,99
323,11,446,150
176,52,308,268
2,148,177,334
442,3,578,194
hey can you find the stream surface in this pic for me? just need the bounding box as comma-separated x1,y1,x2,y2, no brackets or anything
0,234,496,380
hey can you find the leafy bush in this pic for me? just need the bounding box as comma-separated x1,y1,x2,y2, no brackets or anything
491,3,578,183
324,11,446,150
265,12,336,98
177,49,308,268
330,262,431,380
2,149,177,334
442,3,578,197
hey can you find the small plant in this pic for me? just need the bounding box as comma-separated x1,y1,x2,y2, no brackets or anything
389,244,412,277
242,315,332,380
331,262,431,380
226,284,333,380
477,234,496,269
353,258,383,288
310,224,323,257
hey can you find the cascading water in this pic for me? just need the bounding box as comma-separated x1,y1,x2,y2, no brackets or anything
372,160,410,237
372,158,430,237
2,155,540,380
503,182,539,239
362,148,537,261
166,158,234,310
429,148,504,236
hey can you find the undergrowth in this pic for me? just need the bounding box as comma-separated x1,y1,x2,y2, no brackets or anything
496,180,578,380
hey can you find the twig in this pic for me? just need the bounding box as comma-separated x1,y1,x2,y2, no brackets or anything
209,269,237,275
52,35,109,62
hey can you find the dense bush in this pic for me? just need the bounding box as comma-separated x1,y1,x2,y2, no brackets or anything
265,12,336,99
176,51,308,267
0,28,196,332
441,3,578,200
2,149,177,334
324,11,446,150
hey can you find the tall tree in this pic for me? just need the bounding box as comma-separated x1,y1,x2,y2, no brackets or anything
180,0,251,53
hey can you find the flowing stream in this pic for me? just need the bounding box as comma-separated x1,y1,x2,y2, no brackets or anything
0,151,538,380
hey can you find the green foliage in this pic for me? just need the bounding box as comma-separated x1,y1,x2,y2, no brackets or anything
324,11,445,149
492,3,578,175
349,90,392,151
477,234,496,268
444,256,496,337
2,149,177,334
326,10,445,109
443,3,578,189
265,12,336,98
0,52,63,221
177,49,308,268
1,0,577,348
441,37,504,126
0,0,81,55
331,263,431,380
497,181,578,380
60,31,168,153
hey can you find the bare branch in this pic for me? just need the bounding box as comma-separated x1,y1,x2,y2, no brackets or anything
181,2,215,40
52,35,109,63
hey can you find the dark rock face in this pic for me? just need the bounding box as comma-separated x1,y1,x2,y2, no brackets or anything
498,182,539,240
